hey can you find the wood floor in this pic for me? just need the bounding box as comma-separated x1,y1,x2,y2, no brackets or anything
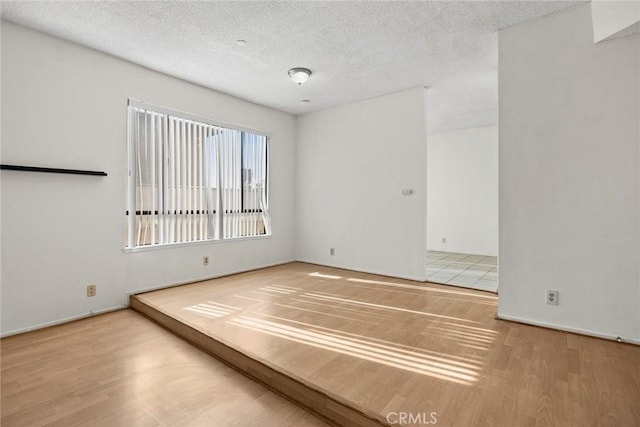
0,309,328,427
131,262,640,426
3,262,639,426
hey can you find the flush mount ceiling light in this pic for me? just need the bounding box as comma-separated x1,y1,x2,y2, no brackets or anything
288,67,312,85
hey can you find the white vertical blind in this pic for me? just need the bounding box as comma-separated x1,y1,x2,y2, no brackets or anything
127,100,270,248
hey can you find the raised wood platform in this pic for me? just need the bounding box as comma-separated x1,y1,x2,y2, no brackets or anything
130,295,378,426
131,262,640,427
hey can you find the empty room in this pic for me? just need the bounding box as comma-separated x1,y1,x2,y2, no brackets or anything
1,1,639,426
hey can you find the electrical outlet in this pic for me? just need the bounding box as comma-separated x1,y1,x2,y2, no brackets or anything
330,248,335,256
442,237,446,244
546,289,558,305
203,256,210,266
87,284,96,297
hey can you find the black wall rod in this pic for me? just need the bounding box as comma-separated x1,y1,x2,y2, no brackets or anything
0,164,107,176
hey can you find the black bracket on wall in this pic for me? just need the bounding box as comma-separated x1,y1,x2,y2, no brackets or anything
0,164,108,176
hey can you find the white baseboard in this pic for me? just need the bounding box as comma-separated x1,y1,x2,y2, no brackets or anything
497,313,640,346
1,260,295,338
1,305,127,338
127,259,296,295
294,258,427,282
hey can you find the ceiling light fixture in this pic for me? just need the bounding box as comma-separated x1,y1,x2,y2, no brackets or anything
236,39,247,47
288,67,312,85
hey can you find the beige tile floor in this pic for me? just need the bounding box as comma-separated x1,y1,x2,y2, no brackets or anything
426,251,498,292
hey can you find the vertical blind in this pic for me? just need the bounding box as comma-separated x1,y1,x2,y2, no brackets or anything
126,100,270,248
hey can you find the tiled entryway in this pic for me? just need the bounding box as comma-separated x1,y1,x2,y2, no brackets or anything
426,251,498,293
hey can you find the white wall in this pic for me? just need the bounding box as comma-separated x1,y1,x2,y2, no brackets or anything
1,22,297,335
295,88,428,281
427,125,498,256
591,0,640,42
499,4,640,342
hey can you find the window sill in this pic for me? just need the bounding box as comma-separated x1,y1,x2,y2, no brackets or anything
122,234,272,254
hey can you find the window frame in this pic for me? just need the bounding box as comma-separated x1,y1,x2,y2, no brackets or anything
124,99,271,252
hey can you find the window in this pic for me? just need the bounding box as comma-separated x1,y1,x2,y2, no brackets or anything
126,100,270,249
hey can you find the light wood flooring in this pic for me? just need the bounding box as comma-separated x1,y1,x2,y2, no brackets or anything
132,262,640,426
0,309,328,427
3,261,639,426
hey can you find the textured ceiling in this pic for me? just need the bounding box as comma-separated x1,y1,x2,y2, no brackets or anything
1,1,582,132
